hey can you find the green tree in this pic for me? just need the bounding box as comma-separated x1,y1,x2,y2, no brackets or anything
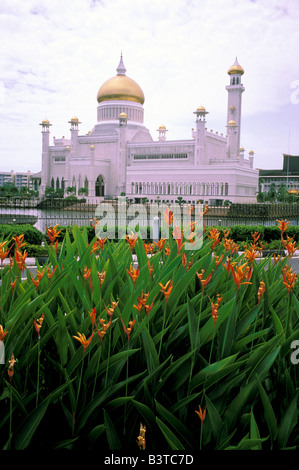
78,187,88,197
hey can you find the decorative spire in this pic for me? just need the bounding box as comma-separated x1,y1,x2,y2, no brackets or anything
116,53,126,75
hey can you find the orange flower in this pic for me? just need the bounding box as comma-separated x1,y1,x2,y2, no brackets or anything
0,241,10,264
73,331,94,353
153,238,166,251
231,263,252,291
34,313,45,340
96,318,111,342
0,324,8,341
83,266,91,283
258,281,266,304
7,353,16,384
214,253,224,268
10,277,17,292
244,245,259,264
251,231,261,244
90,217,98,230
207,228,221,251
15,249,27,271
103,299,119,318
148,260,154,277
137,423,146,450
120,318,136,341
90,237,108,253
273,253,281,265
144,242,155,254
223,238,239,254
46,224,61,245
159,280,173,302
282,265,297,295
277,219,290,234
182,252,187,269
210,293,223,327
195,405,207,427
165,247,170,256
127,264,140,286
196,269,213,291
89,307,97,329
47,265,57,280
286,239,298,258
133,292,150,314
173,225,185,254
145,300,154,317
222,257,237,276
97,271,106,287
164,208,173,228
126,232,138,252
12,234,27,251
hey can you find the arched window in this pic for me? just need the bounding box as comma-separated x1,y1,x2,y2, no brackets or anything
95,175,105,197
51,177,54,188
56,177,59,189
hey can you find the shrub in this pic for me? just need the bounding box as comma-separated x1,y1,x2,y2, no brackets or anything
0,224,43,245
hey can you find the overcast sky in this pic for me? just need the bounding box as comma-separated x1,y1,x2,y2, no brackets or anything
0,0,299,174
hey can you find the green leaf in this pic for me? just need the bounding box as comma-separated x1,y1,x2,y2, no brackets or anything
14,398,50,449
155,399,193,445
103,408,122,450
256,376,278,442
156,417,185,450
277,391,298,449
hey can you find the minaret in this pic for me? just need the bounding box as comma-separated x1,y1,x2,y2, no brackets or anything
193,106,208,164
39,119,52,196
68,117,81,195
226,58,245,159
117,112,128,195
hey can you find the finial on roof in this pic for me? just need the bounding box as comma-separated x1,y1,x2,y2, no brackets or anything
116,53,126,75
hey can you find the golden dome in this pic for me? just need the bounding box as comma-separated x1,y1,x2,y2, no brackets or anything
228,120,236,125
71,116,79,121
119,112,128,118
228,57,244,75
159,125,166,129
97,55,144,105
42,119,50,124
197,106,206,112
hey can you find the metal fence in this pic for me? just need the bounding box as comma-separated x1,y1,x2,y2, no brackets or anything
0,199,299,233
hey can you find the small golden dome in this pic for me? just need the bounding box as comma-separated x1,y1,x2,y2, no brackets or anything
119,112,128,118
228,58,244,75
240,146,244,151
42,119,50,124
228,120,236,126
71,116,79,122
90,145,95,150
249,150,254,155
197,105,206,112
159,125,166,129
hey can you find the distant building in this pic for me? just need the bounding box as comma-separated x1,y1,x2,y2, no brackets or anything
259,155,299,193
39,55,258,205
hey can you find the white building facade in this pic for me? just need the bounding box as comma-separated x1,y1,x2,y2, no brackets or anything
40,56,258,205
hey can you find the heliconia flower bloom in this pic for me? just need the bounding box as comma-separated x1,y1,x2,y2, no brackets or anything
165,247,170,256
89,307,97,329
285,239,298,258
148,260,154,276
258,281,266,304
7,353,16,384
102,299,119,318
231,263,252,291
210,293,223,327
144,242,155,254
145,300,154,317
282,265,297,295
195,405,207,427
47,265,57,280
34,314,45,340
126,232,138,252
97,271,106,287
127,264,140,286
222,229,231,238
96,318,111,342
251,231,261,243
222,257,237,276
223,238,239,254
196,269,213,291
12,234,27,251
0,324,8,341
164,208,173,228
182,252,187,269
10,277,17,292
73,331,94,353
159,280,173,302
214,253,224,268
83,266,91,284
120,318,136,341
46,224,61,245
15,249,28,271
137,423,146,451
276,219,290,234
273,253,281,265
154,238,166,251
173,225,185,254
90,217,98,230
244,245,259,264
90,237,108,253
0,241,10,264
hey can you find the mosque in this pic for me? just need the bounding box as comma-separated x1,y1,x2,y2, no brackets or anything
39,55,258,205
